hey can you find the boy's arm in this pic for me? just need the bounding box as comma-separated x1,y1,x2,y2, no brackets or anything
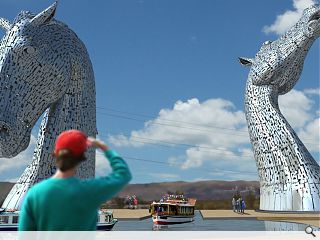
86,150,132,204
85,139,132,204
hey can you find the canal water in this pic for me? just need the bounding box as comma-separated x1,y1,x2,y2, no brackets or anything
112,211,318,231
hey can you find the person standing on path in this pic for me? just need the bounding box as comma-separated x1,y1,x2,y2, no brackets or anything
238,197,243,213
241,199,246,214
236,198,240,213
232,197,236,212
19,129,132,231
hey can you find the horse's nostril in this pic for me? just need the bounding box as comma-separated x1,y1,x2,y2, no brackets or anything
0,122,10,136
0,126,8,132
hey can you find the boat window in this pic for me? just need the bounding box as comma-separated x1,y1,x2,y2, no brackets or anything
169,205,177,214
0,216,9,224
12,216,19,224
163,206,168,212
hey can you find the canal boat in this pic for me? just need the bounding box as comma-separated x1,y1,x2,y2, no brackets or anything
0,208,117,231
150,195,196,225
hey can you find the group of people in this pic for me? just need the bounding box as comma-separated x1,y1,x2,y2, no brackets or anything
125,195,139,209
232,197,246,214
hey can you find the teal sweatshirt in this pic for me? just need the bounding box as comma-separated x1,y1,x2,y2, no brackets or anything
18,150,132,231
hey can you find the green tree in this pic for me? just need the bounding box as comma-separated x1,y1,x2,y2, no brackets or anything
113,197,125,208
233,190,241,200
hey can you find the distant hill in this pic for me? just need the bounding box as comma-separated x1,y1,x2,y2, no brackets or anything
0,182,14,205
118,180,260,201
0,180,260,205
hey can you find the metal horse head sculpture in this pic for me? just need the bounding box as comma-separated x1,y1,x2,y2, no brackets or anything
0,2,97,210
240,5,320,211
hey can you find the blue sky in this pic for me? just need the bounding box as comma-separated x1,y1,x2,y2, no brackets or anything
0,0,319,183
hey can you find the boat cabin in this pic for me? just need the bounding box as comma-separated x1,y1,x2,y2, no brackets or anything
151,203,195,216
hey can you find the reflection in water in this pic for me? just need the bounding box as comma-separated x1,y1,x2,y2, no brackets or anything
264,221,306,231
113,211,319,231
152,224,169,231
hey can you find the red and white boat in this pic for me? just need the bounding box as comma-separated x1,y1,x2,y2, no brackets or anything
150,195,196,225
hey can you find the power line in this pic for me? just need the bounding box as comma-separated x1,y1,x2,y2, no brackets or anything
97,106,249,133
97,132,254,159
29,123,254,159
96,111,250,137
95,152,258,175
96,108,319,143
26,105,319,143
31,120,319,158
97,111,318,142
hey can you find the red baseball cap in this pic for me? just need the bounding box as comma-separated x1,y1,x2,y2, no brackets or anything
54,130,90,157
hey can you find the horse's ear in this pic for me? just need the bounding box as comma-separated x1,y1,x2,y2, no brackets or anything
30,1,58,25
0,18,11,31
238,57,254,66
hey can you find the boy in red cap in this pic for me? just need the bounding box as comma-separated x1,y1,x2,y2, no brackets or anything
18,130,132,231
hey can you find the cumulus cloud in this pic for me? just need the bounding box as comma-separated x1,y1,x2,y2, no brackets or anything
95,152,112,177
0,134,37,179
280,89,319,152
109,98,248,149
279,89,313,128
297,118,320,152
108,98,252,170
148,173,180,180
181,146,254,170
304,88,320,96
263,0,317,35
109,88,319,174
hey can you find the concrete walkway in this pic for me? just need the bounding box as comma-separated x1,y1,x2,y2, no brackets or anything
110,209,151,220
108,209,320,227
200,210,320,227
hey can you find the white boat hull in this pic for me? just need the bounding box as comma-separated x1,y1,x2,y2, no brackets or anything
0,210,117,231
152,215,194,225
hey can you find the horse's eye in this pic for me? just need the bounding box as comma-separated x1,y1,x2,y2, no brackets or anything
23,46,36,54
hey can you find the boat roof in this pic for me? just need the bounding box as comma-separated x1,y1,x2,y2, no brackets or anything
151,201,195,207
151,198,196,206
0,211,19,216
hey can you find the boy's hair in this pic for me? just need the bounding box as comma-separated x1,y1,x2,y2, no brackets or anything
55,149,86,172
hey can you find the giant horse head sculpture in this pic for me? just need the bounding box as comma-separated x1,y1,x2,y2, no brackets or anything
240,5,320,94
0,2,91,157
0,2,96,210
240,5,320,211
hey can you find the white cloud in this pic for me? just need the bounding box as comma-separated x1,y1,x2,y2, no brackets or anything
109,98,248,149
304,88,320,96
108,98,252,171
279,89,313,128
95,152,112,177
263,0,317,35
181,146,254,170
5,177,19,183
280,89,319,153
0,134,37,177
148,173,179,180
298,118,320,152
